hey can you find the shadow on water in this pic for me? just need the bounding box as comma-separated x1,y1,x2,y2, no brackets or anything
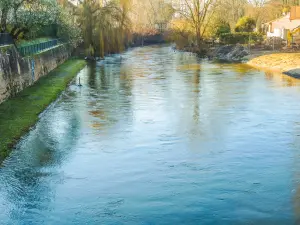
0,89,82,222
87,62,97,88
265,71,300,87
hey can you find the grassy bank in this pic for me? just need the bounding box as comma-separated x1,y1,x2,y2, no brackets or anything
16,37,54,48
247,53,300,77
0,59,86,161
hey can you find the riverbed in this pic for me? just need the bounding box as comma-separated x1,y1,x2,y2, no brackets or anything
1,45,300,224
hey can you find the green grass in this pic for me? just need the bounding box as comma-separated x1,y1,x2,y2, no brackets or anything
0,59,86,162
16,37,55,48
0,44,13,53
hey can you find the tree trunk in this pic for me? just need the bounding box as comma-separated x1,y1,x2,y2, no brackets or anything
196,27,201,50
0,9,8,33
10,26,18,37
13,28,27,39
99,31,104,58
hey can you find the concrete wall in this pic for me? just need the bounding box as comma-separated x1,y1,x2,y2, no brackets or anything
0,44,70,103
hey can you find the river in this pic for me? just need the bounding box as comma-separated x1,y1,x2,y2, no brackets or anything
1,45,300,224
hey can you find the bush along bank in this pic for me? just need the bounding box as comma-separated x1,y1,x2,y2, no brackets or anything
219,32,264,45
0,59,86,162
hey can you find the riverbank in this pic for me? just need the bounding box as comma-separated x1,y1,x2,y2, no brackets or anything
176,44,300,77
247,53,300,78
208,44,300,78
0,59,86,161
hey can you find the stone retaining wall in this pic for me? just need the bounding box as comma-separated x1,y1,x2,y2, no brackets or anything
0,44,70,103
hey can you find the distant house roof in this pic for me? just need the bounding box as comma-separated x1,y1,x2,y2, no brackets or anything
266,13,300,31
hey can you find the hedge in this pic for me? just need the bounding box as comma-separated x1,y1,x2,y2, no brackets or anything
220,32,264,44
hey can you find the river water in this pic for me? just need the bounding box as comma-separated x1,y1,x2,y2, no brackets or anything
1,45,300,224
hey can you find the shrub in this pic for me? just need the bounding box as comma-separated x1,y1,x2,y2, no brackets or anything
215,23,231,38
219,32,264,44
235,17,256,32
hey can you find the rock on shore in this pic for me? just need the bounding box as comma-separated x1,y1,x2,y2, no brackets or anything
212,44,249,62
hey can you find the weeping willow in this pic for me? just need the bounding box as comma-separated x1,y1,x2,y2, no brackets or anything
76,0,132,58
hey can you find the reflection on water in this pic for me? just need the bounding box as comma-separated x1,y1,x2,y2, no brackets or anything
177,64,202,71
1,45,300,224
265,71,300,87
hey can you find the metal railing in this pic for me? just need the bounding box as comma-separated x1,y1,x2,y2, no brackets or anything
18,39,60,56
0,33,14,46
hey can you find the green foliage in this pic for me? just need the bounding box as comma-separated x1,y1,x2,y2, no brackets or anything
77,0,133,57
220,32,263,44
16,37,54,47
85,44,95,57
235,17,256,32
215,23,231,38
283,6,290,14
0,59,86,162
56,6,81,47
25,25,57,40
10,0,59,38
1,0,81,45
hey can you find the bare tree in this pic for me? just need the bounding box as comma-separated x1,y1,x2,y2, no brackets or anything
174,0,218,48
217,0,247,31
